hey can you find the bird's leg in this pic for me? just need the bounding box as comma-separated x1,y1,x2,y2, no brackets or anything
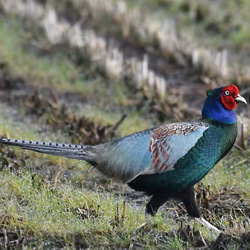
146,193,169,216
177,186,200,217
178,186,221,233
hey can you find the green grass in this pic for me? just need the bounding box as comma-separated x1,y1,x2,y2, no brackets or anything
0,14,150,136
0,6,250,249
0,101,249,248
0,103,150,248
1,165,222,248
0,108,180,248
0,18,78,90
203,148,250,194
0,15,131,104
0,170,141,245
123,0,250,49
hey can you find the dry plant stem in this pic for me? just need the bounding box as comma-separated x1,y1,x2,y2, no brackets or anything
199,230,207,246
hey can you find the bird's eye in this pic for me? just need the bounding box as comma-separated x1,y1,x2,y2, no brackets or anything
225,90,230,95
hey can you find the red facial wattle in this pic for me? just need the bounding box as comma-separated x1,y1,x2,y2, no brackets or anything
220,85,239,110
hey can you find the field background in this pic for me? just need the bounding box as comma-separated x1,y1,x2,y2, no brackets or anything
0,0,250,249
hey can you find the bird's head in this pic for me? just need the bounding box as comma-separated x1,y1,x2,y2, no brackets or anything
203,84,247,123
207,84,247,110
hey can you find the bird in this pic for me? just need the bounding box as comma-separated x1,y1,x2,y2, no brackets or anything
0,84,247,218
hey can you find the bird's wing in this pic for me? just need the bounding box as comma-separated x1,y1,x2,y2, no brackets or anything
97,120,209,183
96,129,153,182
141,120,209,175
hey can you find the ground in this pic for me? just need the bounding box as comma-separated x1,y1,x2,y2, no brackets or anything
0,1,250,249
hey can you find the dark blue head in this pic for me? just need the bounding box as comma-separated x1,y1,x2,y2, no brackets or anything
202,85,247,124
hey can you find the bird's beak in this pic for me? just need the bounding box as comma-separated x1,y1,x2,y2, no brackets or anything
235,94,247,104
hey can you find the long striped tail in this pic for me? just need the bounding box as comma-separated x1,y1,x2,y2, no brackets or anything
0,137,97,165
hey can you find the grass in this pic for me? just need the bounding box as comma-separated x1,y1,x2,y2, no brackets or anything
0,4,250,249
123,0,250,50
0,97,249,248
203,148,250,195
0,170,142,246
0,14,150,136
2,163,221,248
0,103,149,248
0,18,78,89
0,112,181,248
0,15,132,105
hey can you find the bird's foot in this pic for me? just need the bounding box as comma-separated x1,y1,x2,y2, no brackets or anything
195,217,221,234
135,222,147,232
